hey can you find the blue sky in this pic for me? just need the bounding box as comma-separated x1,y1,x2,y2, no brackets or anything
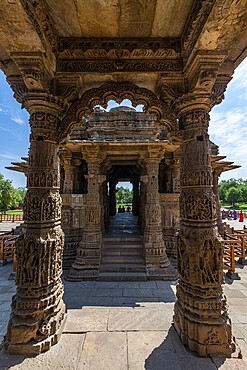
0,58,246,188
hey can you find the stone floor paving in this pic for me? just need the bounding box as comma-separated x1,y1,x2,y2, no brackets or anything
1,262,247,369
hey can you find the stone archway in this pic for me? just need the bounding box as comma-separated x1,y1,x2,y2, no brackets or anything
59,82,178,140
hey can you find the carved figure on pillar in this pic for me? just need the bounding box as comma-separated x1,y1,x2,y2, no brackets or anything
143,150,177,280
173,101,235,356
5,99,66,354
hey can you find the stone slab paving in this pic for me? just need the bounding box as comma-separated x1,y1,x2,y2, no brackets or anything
1,262,247,369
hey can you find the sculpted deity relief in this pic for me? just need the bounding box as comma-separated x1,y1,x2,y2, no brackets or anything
24,191,62,222
177,227,223,287
180,189,216,221
16,229,64,288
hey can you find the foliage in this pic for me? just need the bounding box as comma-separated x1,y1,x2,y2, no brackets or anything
0,173,26,213
225,186,241,207
116,186,133,206
219,178,247,205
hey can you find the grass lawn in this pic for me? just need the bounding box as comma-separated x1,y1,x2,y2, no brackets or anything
0,209,23,215
220,202,247,211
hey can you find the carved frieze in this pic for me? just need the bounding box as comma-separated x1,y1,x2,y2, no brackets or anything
58,37,181,54
28,170,59,189
181,0,217,63
20,0,58,51
57,59,182,73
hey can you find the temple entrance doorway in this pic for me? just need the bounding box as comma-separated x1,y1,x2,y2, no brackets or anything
101,164,146,280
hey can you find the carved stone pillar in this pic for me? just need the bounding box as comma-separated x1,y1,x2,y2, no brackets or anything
171,153,180,193
143,150,177,280
131,177,140,216
213,169,225,236
139,179,146,233
174,106,234,356
5,105,66,354
67,153,104,281
109,178,117,216
73,159,82,194
62,157,75,194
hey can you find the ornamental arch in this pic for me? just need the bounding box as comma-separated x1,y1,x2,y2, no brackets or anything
59,82,177,140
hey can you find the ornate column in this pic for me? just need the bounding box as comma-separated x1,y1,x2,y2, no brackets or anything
5,99,66,354
109,177,117,216
67,148,104,280
213,169,225,236
143,148,177,280
131,177,140,216
173,100,235,356
171,153,180,193
62,156,75,194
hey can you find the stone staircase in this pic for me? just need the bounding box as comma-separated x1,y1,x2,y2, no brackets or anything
99,234,147,281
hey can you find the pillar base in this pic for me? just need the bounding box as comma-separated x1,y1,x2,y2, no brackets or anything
5,290,66,356
239,258,247,266
226,270,241,280
147,264,178,281
173,315,235,357
174,281,235,357
66,266,99,281
5,312,66,355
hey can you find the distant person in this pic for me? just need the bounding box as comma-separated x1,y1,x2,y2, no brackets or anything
222,209,226,220
121,206,125,213
127,206,131,212
228,210,233,220
239,210,244,222
233,209,238,220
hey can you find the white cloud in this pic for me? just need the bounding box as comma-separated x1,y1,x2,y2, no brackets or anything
229,58,247,89
11,114,25,125
209,106,247,180
0,153,20,161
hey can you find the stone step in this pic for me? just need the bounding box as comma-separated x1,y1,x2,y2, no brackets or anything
102,243,143,250
101,256,145,264
100,263,146,273
99,271,147,281
103,235,143,243
101,248,143,256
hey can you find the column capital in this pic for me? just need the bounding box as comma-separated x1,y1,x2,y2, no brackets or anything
175,93,212,116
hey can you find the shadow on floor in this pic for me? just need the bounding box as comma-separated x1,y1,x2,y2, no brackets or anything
62,280,178,309
144,326,226,369
0,345,30,370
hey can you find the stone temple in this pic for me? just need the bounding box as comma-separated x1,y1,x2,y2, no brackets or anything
0,0,247,358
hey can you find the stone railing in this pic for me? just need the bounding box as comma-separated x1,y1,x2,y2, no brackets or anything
0,213,23,222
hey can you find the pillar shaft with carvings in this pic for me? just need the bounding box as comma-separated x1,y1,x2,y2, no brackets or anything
5,105,66,354
62,157,75,194
131,177,140,216
67,155,104,280
109,178,117,216
213,169,225,235
143,153,177,280
174,106,234,356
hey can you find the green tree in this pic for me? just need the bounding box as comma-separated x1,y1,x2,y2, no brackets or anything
0,174,26,213
116,186,133,206
0,178,15,213
14,187,26,207
226,186,241,207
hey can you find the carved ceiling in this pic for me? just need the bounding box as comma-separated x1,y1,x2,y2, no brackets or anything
0,0,246,104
